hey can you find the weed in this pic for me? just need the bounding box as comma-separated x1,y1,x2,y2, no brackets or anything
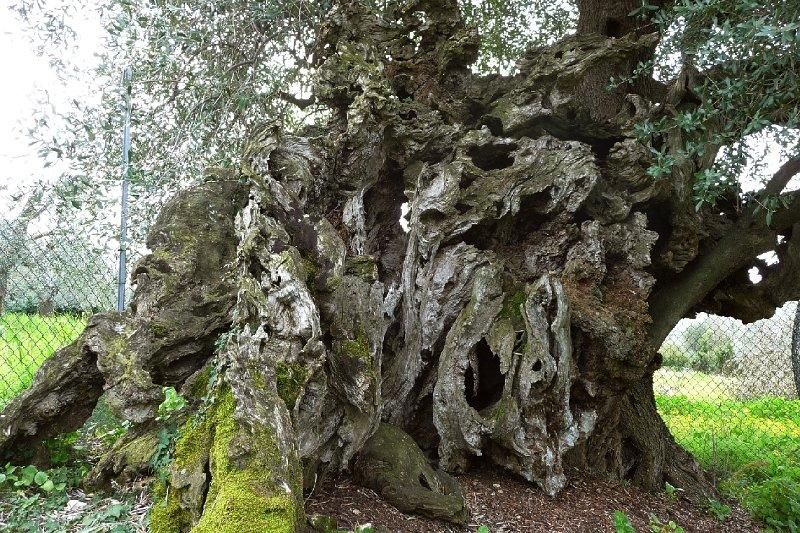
648,514,685,533
0,464,66,493
724,460,800,531
663,482,682,502
156,386,187,421
613,510,635,533
705,498,731,522
150,425,179,482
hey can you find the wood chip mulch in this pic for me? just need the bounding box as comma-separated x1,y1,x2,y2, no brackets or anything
305,466,760,532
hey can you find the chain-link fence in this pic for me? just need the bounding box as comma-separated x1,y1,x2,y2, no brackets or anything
1,203,799,479
655,303,800,478
0,209,117,409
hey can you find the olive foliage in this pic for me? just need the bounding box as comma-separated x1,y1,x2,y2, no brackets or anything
9,0,800,237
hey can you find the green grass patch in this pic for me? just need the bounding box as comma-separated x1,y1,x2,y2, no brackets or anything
0,313,86,408
657,395,800,472
658,394,800,530
722,459,800,531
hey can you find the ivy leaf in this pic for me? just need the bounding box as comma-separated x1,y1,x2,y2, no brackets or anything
33,470,49,486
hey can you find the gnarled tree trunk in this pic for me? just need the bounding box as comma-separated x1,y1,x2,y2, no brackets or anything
3,1,800,530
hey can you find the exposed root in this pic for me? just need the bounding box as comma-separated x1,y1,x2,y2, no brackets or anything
352,424,469,524
0,313,116,465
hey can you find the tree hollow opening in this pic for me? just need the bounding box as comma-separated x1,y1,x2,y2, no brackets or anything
464,339,505,411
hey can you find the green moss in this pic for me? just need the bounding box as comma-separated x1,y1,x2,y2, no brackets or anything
500,290,527,321
151,388,302,533
301,256,317,284
172,417,213,473
185,364,214,400
150,494,192,533
340,331,371,361
116,431,159,470
194,481,295,533
106,334,128,361
274,362,308,410
344,255,377,281
195,390,300,532
321,273,342,293
152,249,173,262
488,396,515,423
149,320,171,338
150,400,215,533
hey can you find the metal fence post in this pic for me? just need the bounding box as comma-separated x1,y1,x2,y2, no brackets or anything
117,67,132,312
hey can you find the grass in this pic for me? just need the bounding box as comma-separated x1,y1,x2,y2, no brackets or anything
656,371,800,531
0,313,86,408
656,395,800,473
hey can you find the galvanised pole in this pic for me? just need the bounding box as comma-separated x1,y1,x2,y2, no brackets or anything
116,67,132,312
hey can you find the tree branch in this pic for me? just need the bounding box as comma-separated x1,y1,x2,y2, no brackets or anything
763,156,800,197
649,189,800,345
278,91,316,110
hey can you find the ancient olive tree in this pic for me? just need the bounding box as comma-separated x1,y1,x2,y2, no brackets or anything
2,0,800,530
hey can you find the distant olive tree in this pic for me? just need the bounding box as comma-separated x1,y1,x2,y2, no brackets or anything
680,322,735,374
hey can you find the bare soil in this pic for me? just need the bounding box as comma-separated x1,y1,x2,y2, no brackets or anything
306,466,759,532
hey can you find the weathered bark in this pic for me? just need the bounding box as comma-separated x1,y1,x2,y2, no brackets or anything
7,1,800,530
0,176,246,463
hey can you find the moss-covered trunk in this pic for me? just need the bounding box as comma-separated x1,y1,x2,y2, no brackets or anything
0,1,733,530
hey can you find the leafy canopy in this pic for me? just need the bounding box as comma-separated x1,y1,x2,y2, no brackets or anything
7,0,799,238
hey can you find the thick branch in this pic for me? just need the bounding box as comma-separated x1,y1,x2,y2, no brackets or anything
649,226,774,345
694,222,800,322
650,190,800,344
577,0,669,38
763,155,800,196
279,91,316,110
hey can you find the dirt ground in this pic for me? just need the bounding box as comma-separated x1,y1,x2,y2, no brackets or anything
306,466,760,532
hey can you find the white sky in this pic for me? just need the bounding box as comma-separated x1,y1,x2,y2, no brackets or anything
0,0,104,214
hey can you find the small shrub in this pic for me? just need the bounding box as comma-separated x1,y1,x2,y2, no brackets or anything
43,431,81,466
690,340,734,375
727,462,800,531
613,510,636,533
150,426,179,482
660,344,690,369
0,463,78,494
679,323,734,374
663,482,682,502
156,386,187,420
